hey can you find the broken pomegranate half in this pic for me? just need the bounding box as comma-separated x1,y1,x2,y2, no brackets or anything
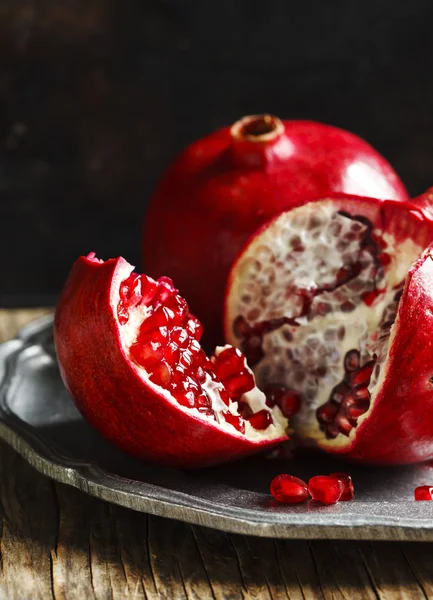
225,194,433,464
54,254,289,469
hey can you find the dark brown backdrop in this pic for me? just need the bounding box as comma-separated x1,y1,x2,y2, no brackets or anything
1,0,432,305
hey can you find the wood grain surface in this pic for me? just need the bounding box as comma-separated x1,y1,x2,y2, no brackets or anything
0,309,433,599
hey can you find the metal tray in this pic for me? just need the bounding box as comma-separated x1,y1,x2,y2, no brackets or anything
1,315,433,541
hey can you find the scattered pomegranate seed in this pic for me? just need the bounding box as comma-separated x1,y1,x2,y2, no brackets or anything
329,472,354,501
308,475,344,505
270,474,309,504
248,409,273,430
414,486,433,501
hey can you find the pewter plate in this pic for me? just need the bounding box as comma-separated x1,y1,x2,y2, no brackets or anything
2,316,433,541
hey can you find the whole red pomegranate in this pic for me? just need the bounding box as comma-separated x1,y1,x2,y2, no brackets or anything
143,114,409,347
54,253,290,469
224,193,433,465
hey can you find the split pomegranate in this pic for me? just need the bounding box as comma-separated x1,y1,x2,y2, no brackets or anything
225,194,433,464
270,474,309,504
414,486,433,501
143,114,408,347
330,473,354,500
54,254,289,469
308,476,344,505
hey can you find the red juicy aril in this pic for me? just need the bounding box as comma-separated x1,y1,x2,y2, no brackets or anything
225,194,433,465
143,114,408,347
308,476,344,505
270,474,309,504
54,254,289,469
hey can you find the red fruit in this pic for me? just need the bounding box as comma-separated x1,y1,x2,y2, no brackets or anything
330,473,354,501
225,193,433,465
143,114,408,347
54,254,289,469
414,486,433,501
270,474,309,504
308,476,344,505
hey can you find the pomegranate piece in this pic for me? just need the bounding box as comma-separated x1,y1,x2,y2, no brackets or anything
143,114,408,347
330,473,354,501
54,254,289,469
308,476,344,505
414,486,433,501
270,474,309,504
225,193,433,465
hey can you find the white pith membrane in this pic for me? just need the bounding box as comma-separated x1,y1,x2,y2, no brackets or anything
226,199,423,447
116,271,288,442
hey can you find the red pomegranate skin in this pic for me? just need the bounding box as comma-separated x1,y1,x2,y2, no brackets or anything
143,115,409,347
54,255,286,469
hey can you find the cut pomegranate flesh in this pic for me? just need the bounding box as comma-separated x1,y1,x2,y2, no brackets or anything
308,475,344,505
120,275,287,436
330,472,354,501
54,254,290,468
414,486,433,501
270,474,309,504
225,196,433,464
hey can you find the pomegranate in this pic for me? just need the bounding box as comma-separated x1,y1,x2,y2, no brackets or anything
54,254,289,469
414,486,433,501
270,474,309,504
308,476,344,504
225,194,433,465
330,473,354,500
143,114,408,347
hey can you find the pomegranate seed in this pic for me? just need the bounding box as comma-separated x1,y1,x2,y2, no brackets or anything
164,341,180,363
317,402,339,424
212,347,245,380
149,360,172,387
118,307,129,325
380,252,391,266
248,409,273,430
194,349,207,368
130,341,164,368
270,474,309,504
308,475,344,505
414,486,433,501
224,371,255,398
157,277,176,302
196,392,214,415
218,388,231,406
265,386,301,418
137,325,168,345
349,362,374,387
166,295,189,325
361,288,385,307
330,473,354,501
179,349,194,369
344,349,360,372
171,327,189,347
139,306,175,336
223,412,245,434
186,316,203,341
139,275,158,304
196,366,206,384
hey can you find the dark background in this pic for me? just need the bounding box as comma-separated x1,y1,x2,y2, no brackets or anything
1,0,433,306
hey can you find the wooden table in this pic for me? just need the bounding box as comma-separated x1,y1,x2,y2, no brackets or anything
1,309,433,599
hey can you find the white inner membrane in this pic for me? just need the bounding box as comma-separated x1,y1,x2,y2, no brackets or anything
227,200,423,447
120,301,288,442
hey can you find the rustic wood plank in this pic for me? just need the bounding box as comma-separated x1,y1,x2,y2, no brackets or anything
1,308,433,599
